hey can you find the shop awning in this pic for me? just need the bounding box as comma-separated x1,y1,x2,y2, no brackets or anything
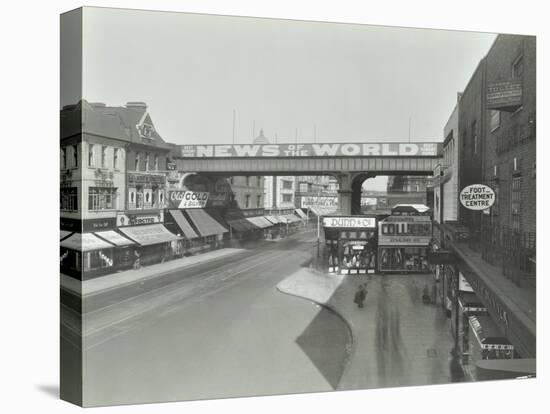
168,210,199,239
295,209,307,219
264,215,282,224
185,209,228,237
247,216,273,228
227,218,257,232
60,232,114,252
459,292,487,313
60,230,72,240
118,224,181,246
469,314,514,350
94,230,135,246
282,214,301,223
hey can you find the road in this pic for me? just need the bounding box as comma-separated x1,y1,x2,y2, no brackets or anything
61,228,462,407
77,230,352,407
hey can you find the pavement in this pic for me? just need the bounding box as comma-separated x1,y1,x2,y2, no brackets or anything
60,247,246,296
277,268,462,390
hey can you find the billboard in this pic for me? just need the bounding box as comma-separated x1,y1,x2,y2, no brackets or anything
178,142,440,158
169,191,209,208
459,184,495,211
487,80,522,111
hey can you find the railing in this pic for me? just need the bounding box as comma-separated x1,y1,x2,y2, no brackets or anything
480,223,536,286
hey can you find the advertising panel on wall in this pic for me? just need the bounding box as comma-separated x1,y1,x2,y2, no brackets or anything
178,142,441,158
168,191,209,209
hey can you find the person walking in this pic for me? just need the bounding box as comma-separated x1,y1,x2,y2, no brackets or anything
354,283,368,308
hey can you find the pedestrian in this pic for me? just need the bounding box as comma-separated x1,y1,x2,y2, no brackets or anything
133,249,141,270
354,283,368,308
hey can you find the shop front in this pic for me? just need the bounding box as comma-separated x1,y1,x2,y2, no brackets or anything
184,209,228,250
457,292,487,363
322,215,378,275
60,232,116,280
94,230,136,271
378,215,432,273
466,314,514,381
164,209,200,256
118,224,181,267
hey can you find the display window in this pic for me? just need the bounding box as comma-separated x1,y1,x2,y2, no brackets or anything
379,247,429,272
84,249,114,271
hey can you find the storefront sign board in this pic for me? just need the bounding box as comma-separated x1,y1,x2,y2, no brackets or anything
169,191,209,208
323,216,376,228
459,184,495,210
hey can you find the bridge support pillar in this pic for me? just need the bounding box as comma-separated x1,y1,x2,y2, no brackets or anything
336,172,352,215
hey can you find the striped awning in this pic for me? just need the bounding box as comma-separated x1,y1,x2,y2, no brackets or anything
94,230,135,246
246,216,273,228
60,230,72,240
295,209,307,219
168,210,199,239
227,218,256,232
185,209,228,237
119,224,181,246
60,232,114,252
264,215,282,224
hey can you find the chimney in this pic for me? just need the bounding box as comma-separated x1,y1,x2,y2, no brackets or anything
126,101,148,110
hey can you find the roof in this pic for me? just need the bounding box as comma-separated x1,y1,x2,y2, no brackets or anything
60,100,170,149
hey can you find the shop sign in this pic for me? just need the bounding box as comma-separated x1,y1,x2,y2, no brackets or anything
323,216,376,228
207,192,229,207
459,271,474,292
487,80,522,111
378,236,431,245
128,173,166,186
178,142,441,158
60,217,116,232
168,191,209,208
117,211,164,227
459,184,495,210
301,196,338,208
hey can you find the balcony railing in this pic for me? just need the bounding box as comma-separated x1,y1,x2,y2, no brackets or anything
480,223,536,286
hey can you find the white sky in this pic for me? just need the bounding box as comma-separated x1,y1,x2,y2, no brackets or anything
71,7,496,191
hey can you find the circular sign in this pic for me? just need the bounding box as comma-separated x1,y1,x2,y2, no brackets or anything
459,184,495,210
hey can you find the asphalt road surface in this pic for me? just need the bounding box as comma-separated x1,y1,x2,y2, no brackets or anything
78,230,352,407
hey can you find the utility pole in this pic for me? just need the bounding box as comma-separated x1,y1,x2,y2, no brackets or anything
232,109,236,144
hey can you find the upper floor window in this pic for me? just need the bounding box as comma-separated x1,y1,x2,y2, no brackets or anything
472,121,478,155
88,144,95,167
113,148,119,170
246,176,251,186
282,180,293,190
154,155,159,171
72,145,78,168
512,55,524,79
101,146,107,169
135,153,140,171
257,176,262,186
245,194,251,208
141,123,153,139
511,175,522,232
257,195,262,207
61,147,67,169
490,110,501,132
145,153,150,171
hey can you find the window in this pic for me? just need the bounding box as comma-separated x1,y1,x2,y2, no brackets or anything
113,148,119,170
282,180,293,190
154,155,159,171
282,194,293,203
511,176,521,231
257,176,262,186
72,145,78,168
141,124,153,139
512,55,524,79
88,187,117,211
246,176,251,186
101,146,107,168
471,121,478,155
245,194,251,208
60,187,78,211
257,195,262,207
145,153,150,171
88,144,95,167
135,153,140,171
136,186,144,209
61,147,66,169
490,110,501,132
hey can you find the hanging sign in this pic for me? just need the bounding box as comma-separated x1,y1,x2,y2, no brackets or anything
459,184,495,210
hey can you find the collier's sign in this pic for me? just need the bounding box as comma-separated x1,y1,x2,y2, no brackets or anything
169,191,209,208
323,216,376,228
178,143,440,158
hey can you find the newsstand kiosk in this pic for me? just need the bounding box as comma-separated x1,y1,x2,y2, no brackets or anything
322,215,378,275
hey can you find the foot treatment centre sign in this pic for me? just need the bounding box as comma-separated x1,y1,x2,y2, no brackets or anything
459,184,495,210
178,143,441,158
